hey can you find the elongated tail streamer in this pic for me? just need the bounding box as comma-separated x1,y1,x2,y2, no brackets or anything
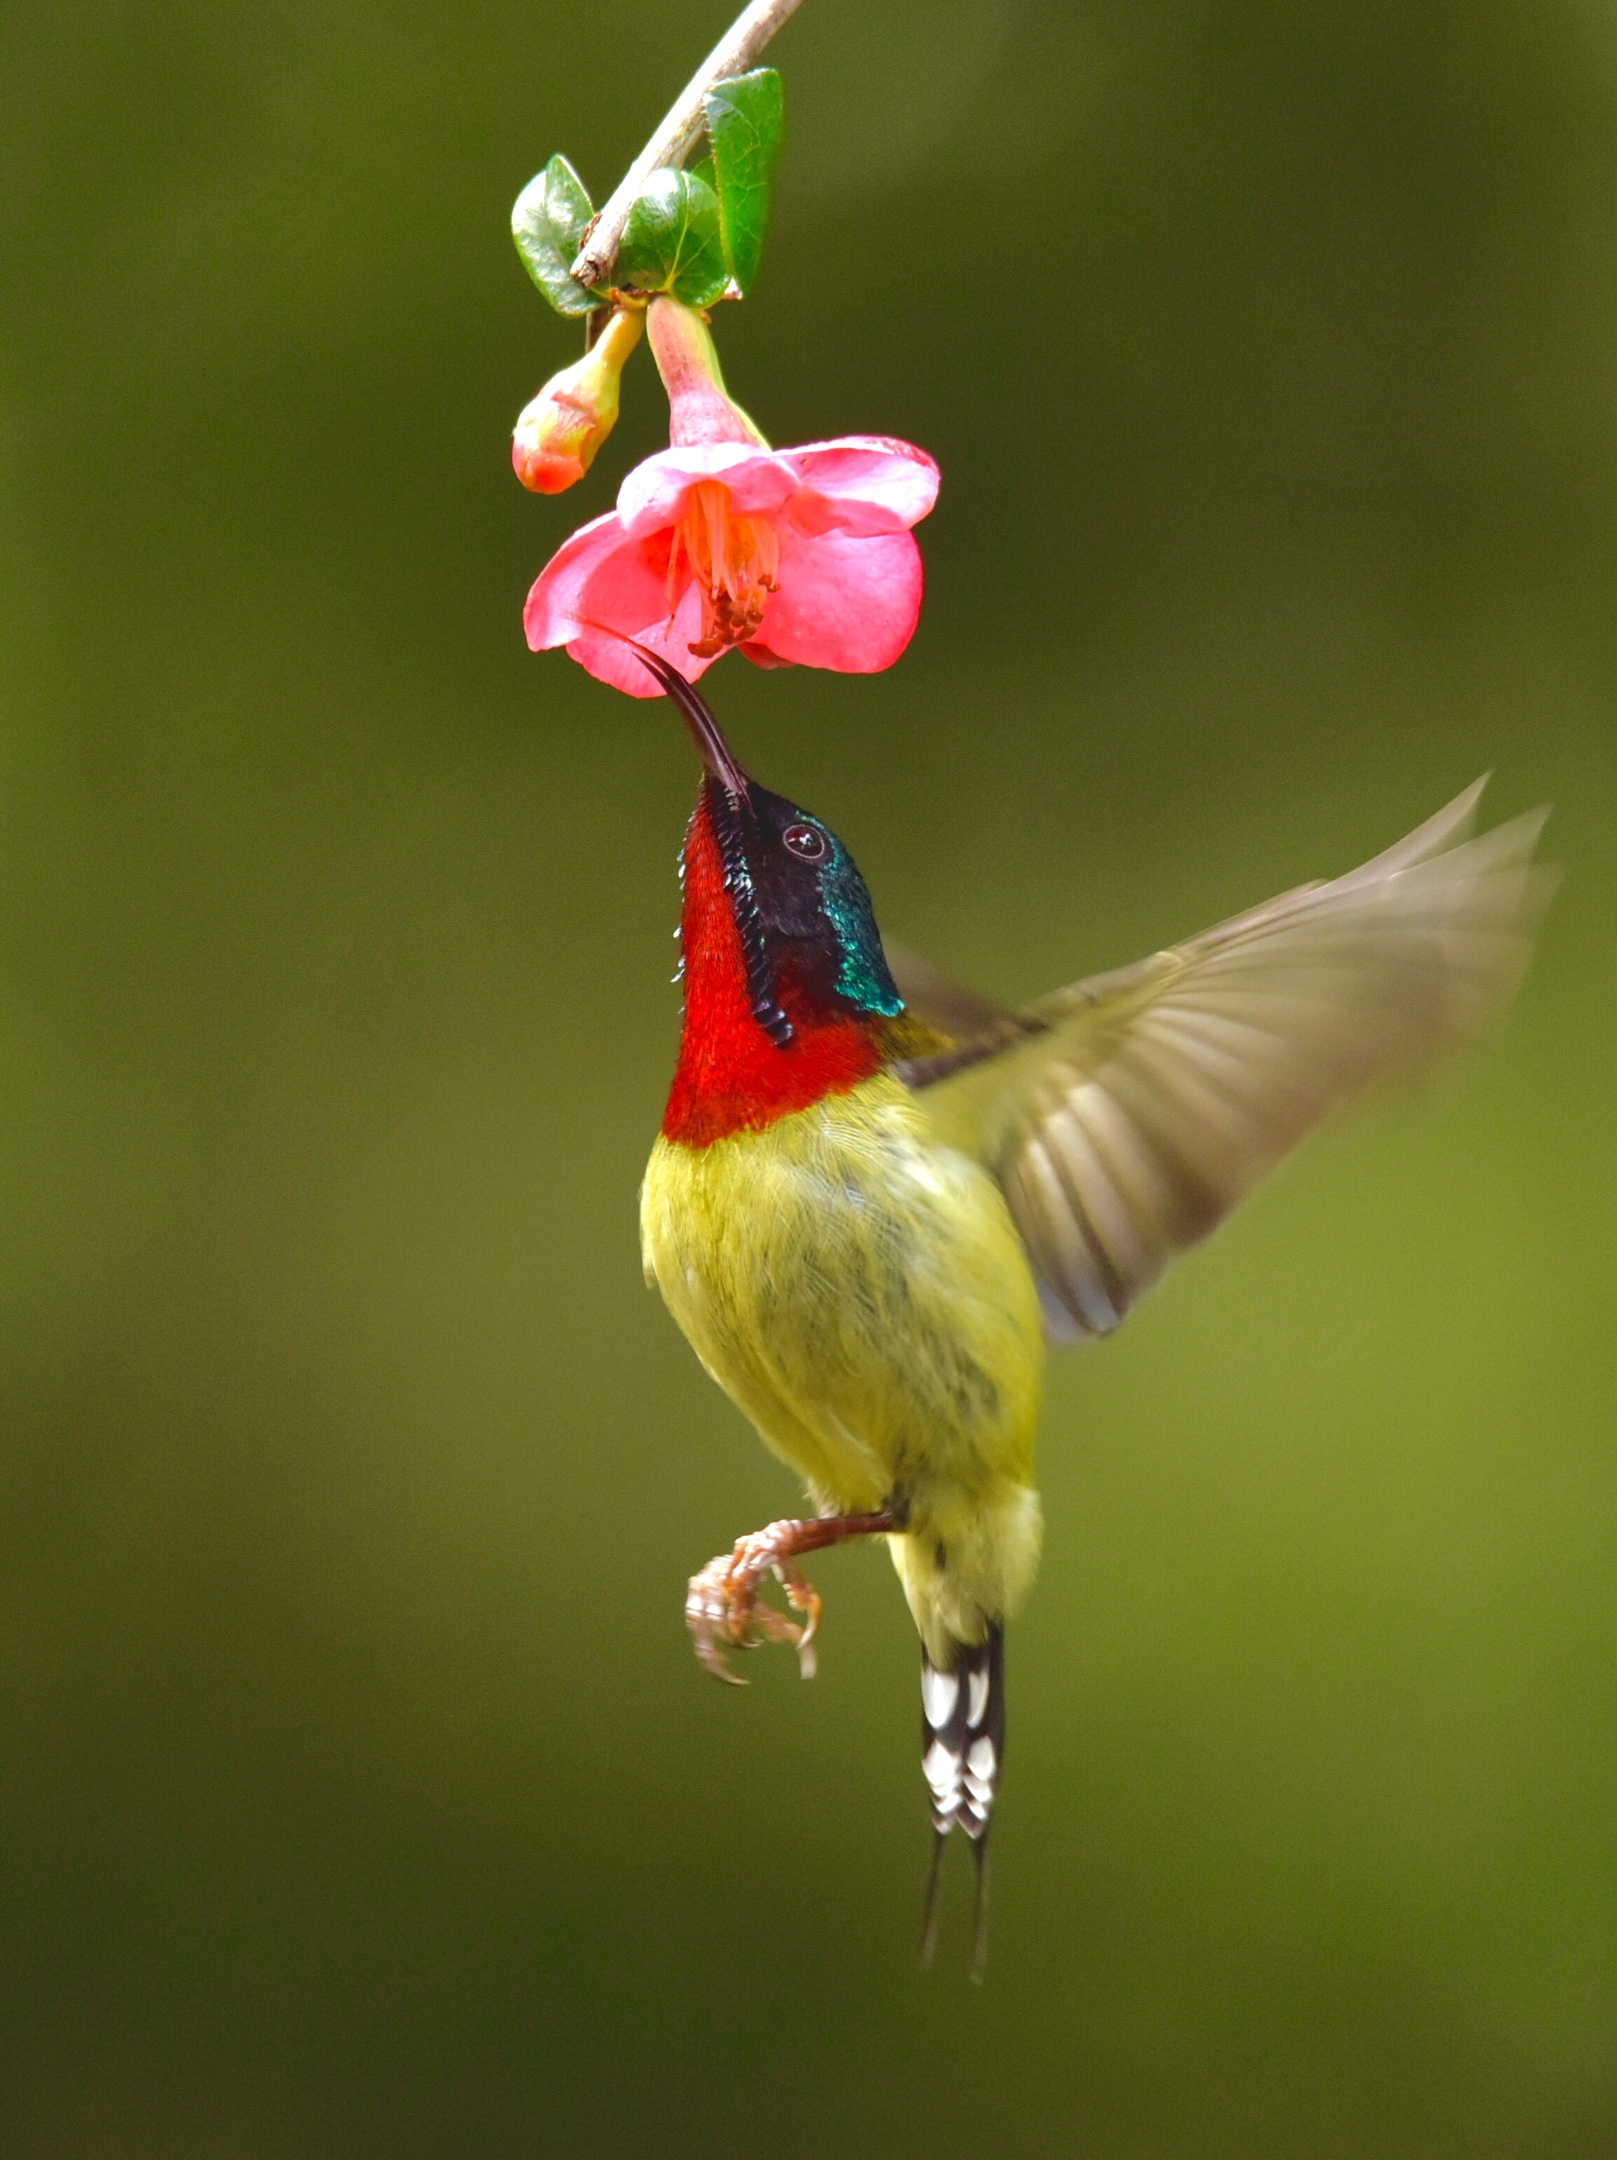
917,1626,1003,1978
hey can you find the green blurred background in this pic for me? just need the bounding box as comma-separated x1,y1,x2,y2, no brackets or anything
2,1,1615,2152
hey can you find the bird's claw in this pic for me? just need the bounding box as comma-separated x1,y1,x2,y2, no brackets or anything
686,1522,825,1685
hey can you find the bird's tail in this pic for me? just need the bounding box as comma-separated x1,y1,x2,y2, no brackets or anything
918,1625,1003,1978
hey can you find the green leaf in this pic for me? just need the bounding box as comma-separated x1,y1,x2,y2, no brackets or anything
511,154,604,315
704,68,784,295
616,170,729,308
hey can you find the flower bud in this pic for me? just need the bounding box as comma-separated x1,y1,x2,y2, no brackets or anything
511,306,643,494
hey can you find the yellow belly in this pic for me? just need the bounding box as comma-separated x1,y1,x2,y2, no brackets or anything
639,1073,1046,1652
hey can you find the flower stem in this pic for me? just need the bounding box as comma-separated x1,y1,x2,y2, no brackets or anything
569,0,806,291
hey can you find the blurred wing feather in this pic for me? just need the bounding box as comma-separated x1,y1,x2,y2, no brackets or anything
881,938,1024,1044
903,782,1554,1344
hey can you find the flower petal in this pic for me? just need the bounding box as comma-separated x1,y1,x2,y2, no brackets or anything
565,581,715,696
752,529,924,672
522,511,642,650
780,437,940,536
617,442,797,537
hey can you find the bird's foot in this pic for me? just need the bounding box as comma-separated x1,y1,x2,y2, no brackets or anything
686,1529,821,1685
685,1510,898,1686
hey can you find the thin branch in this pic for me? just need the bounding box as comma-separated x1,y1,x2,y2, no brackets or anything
570,0,806,289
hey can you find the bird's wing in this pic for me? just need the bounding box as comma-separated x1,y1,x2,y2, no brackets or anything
897,780,1555,1343
881,939,1019,1043
879,938,1052,1075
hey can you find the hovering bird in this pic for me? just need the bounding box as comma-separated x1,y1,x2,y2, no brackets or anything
633,645,1550,1969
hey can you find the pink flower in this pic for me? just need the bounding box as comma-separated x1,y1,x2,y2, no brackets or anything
524,436,940,696
523,298,939,697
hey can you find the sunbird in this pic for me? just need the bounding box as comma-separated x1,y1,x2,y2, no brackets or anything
633,646,1550,1967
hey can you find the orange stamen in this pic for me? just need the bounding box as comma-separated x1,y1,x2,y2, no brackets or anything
670,481,780,658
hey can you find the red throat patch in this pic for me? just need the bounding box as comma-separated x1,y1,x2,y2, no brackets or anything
662,792,887,1148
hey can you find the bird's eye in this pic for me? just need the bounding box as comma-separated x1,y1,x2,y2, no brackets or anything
782,822,828,863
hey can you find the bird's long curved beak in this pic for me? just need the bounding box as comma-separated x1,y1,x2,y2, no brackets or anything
624,641,750,796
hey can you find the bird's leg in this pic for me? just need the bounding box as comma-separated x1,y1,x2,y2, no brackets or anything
686,1509,898,1685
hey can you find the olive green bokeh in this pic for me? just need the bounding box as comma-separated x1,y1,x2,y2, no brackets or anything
3,2,1616,2153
